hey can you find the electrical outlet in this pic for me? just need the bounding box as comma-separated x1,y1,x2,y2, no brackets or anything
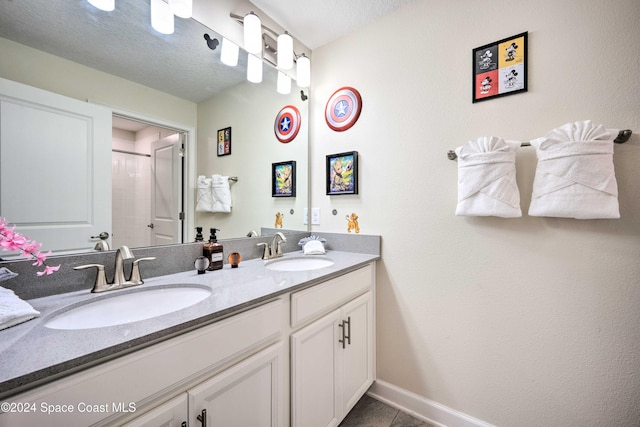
303,208,308,225
311,208,320,225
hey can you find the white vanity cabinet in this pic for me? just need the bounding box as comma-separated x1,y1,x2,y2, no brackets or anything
121,395,187,427
290,264,375,427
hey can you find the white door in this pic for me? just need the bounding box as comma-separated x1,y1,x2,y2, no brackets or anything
189,342,285,427
150,135,182,245
0,77,111,254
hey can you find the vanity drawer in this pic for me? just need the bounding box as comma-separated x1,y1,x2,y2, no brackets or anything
291,263,374,328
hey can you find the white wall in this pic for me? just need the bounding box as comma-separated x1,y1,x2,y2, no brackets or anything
309,0,640,425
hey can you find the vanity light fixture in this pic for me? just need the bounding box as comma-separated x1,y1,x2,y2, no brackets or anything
247,53,263,83
277,32,294,70
87,0,115,12
220,38,239,66
151,0,174,35
168,0,192,19
296,53,311,88
243,12,262,55
277,71,292,94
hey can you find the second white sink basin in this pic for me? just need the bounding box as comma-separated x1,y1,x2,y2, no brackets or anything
265,256,334,272
45,285,211,330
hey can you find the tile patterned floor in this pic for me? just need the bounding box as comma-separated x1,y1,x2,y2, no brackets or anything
339,394,435,427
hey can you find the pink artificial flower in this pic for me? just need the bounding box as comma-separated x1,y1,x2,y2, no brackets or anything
37,265,61,276
31,250,51,267
0,217,58,275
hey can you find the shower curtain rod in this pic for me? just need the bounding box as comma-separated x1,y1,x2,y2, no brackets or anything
446,129,632,160
112,149,151,158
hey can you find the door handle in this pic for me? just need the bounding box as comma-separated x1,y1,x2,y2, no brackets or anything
338,320,346,349
344,316,351,346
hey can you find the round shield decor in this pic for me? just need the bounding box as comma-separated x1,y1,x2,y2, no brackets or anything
325,87,362,132
274,105,301,143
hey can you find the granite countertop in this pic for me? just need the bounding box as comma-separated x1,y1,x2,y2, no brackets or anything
0,250,379,399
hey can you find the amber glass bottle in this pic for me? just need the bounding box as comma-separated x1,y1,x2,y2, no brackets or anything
203,228,223,271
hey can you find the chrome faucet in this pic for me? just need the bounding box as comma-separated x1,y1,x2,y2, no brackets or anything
256,232,287,260
113,246,134,286
270,232,287,258
74,246,156,293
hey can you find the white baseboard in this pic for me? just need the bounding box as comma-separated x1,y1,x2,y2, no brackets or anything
367,380,496,427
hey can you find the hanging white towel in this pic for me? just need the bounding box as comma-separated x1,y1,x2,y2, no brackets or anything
211,174,232,213
196,175,214,212
0,286,39,330
529,120,620,219
455,136,522,218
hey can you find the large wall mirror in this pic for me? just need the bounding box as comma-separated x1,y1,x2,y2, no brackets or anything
0,0,309,256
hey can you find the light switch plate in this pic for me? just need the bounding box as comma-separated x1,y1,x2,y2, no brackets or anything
311,208,320,225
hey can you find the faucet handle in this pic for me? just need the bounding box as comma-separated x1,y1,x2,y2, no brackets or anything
74,264,110,293
129,257,156,285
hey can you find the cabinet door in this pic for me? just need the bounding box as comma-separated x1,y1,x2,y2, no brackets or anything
340,292,374,414
122,394,187,427
189,342,285,427
291,309,342,427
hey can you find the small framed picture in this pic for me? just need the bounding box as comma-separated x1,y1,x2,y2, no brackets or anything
217,127,231,156
472,32,527,103
272,161,296,197
326,151,358,195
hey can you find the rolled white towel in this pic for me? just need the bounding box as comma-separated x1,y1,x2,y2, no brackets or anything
529,120,620,219
196,175,214,212
211,174,232,213
0,286,39,330
455,136,522,218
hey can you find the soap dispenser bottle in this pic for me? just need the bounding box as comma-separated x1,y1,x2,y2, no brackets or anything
203,228,223,271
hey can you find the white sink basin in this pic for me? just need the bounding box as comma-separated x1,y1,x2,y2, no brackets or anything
45,285,211,330
265,256,334,272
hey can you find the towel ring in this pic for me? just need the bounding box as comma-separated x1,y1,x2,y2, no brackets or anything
447,129,632,160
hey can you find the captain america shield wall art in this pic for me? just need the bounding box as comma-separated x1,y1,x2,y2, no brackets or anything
274,105,301,143
325,87,363,131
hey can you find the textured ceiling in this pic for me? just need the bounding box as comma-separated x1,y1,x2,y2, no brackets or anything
0,0,416,103
0,0,248,103
250,0,417,49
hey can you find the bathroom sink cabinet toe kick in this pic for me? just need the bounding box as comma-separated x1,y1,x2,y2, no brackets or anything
0,263,375,427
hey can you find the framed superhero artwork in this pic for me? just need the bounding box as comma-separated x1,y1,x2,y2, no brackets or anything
272,161,296,197
472,32,527,103
274,105,301,143
326,151,358,195
325,87,362,131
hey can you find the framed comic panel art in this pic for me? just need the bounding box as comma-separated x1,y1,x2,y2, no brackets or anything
326,151,358,195
217,127,231,156
473,32,527,103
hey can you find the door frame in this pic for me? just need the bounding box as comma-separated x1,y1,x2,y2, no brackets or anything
94,101,196,245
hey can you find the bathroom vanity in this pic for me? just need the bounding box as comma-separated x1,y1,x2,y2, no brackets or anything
0,250,378,427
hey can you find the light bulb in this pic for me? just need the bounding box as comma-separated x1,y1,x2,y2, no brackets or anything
220,38,239,66
296,54,310,87
87,0,115,11
151,0,174,35
277,72,291,94
243,12,262,55
247,54,263,83
277,32,293,70
168,0,192,19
